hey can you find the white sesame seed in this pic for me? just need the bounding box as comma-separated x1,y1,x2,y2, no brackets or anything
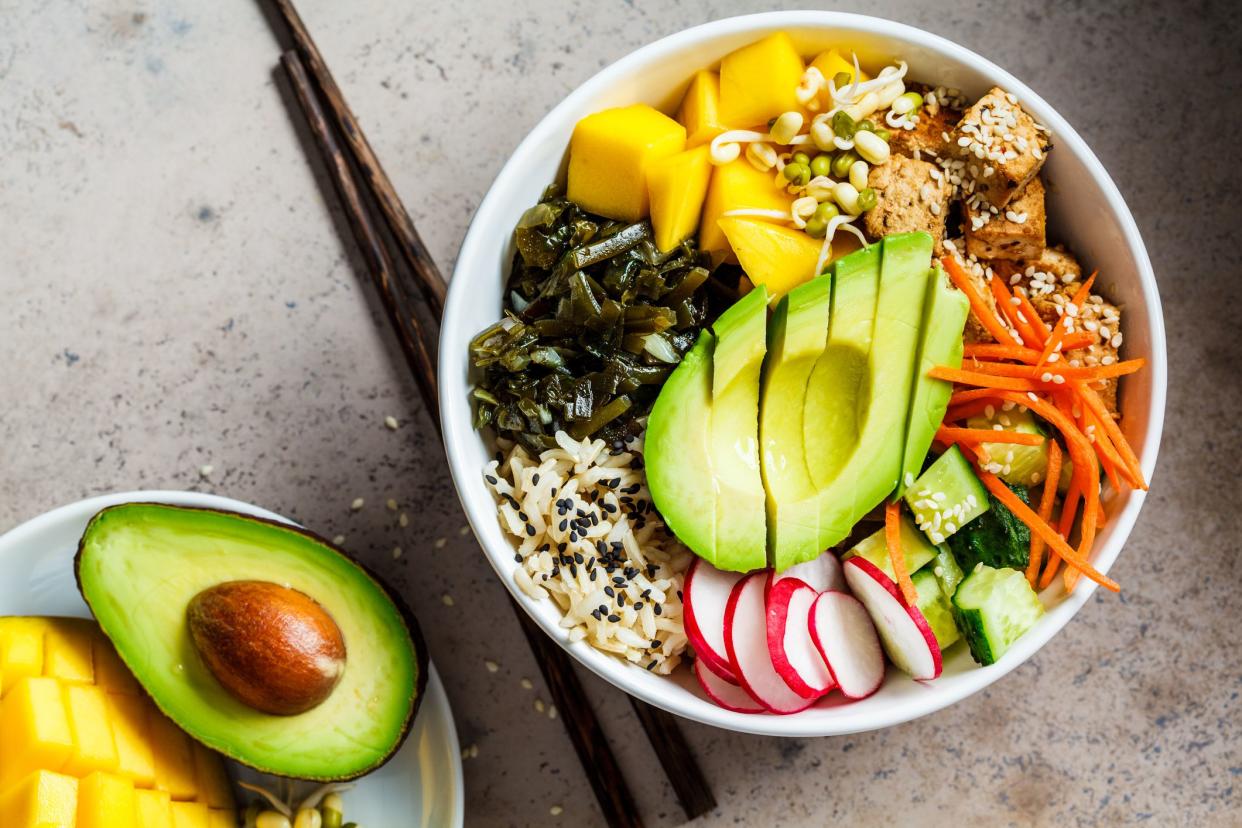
1052,374,1065,385
905,472,915,486
1111,334,1123,348
384,415,399,431
1040,372,1053,382
1101,355,1116,366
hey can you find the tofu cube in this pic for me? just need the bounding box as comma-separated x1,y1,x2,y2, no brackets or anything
954,86,1049,208
888,105,961,161
864,155,953,252
964,176,1047,261
567,104,686,222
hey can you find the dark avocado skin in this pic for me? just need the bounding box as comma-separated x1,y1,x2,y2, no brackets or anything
74,502,429,781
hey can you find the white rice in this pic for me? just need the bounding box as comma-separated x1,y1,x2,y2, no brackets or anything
483,431,692,675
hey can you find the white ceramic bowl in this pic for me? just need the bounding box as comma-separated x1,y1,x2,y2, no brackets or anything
441,11,1166,736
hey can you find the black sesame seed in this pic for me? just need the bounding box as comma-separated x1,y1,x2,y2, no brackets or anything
514,553,523,563
532,473,540,485
574,552,585,564
654,604,662,615
633,601,642,610
524,524,536,537
485,474,498,485
590,609,601,620
607,614,621,623
558,519,568,532
569,532,578,543
557,542,567,553
602,503,617,514
645,660,656,670
589,570,598,581
598,604,608,615
604,586,615,597
518,510,528,521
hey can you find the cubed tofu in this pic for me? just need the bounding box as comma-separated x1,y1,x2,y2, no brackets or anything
698,158,794,262
567,104,686,222
0,618,48,688
62,684,119,777
77,771,137,828
191,742,234,810
647,145,713,252
677,71,729,148
106,692,157,788
43,618,94,685
864,154,952,252
964,177,1047,261
954,86,1050,208
887,105,961,161
170,800,211,828
146,709,198,801
1024,244,1082,284
717,216,825,297
135,788,174,828
0,676,76,791
0,769,78,828
1022,275,1124,414
718,33,804,127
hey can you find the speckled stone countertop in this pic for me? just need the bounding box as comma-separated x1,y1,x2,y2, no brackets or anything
2,1,1239,825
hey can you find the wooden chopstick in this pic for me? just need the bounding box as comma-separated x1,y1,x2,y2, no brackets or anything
279,49,648,828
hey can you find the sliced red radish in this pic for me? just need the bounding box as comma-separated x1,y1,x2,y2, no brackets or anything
808,591,885,699
842,557,942,681
766,579,835,699
773,552,845,594
724,572,816,714
693,657,763,713
683,558,744,682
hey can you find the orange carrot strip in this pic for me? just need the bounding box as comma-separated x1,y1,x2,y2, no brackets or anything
885,501,918,606
1074,381,1146,489
928,366,1040,391
1027,439,1063,586
1040,479,1081,589
1014,288,1052,346
1036,272,1096,366
962,358,1146,383
1059,331,1097,351
944,399,1005,423
941,256,1020,347
963,343,1043,362
937,426,1044,446
990,277,1042,347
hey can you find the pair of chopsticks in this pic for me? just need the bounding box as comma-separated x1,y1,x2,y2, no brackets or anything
265,2,715,824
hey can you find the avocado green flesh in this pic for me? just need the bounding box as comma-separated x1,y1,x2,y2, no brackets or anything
760,276,832,570
897,266,970,497
646,332,717,561
76,503,423,781
709,287,769,571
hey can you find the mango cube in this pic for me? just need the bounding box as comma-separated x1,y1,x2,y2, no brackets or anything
647,145,713,252
699,159,795,261
567,104,686,222
0,676,76,791
717,216,825,297
0,769,78,828
0,618,47,688
108,692,156,788
92,634,140,695
171,800,210,828
208,809,235,828
190,742,234,810
78,771,136,828
809,48,870,109
677,71,729,148
135,788,174,828
718,33,805,128
62,684,119,777
147,709,198,801
43,618,94,685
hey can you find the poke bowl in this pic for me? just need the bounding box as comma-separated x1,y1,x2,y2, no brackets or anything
440,11,1165,736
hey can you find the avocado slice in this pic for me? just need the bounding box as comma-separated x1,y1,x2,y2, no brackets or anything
896,265,970,497
806,233,933,554
75,503,426,781
709,286,769,571
646,330,717,561
760,275,832,570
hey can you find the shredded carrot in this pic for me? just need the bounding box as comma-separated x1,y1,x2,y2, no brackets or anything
1036,272,1096,366
990,277,1043,347
937,426,1044,446
1040,479,1080,589
941,256,1020,347
1013,288,1052,346
1027,439,1062,586
885,501,918,606
959,358,1146,383
943,399,1000,424
928,366,1040,391
1075,381,1147,489
963,343,1043,362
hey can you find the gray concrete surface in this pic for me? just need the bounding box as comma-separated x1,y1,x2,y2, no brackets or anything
2,1,1239,825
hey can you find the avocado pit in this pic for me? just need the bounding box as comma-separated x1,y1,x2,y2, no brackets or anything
187,580,346,716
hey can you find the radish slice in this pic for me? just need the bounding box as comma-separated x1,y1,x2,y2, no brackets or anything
808,591,885,699
773,552,846,593
693,657,763,713
842,557,943,681
766,579,835,698
683,558,744,682
724,572,816,714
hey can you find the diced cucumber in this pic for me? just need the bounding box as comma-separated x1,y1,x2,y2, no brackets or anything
927,544,965,598
912,569,960,650
951,564,1045,666
967,408,1048,487
904,446,989,545
842,514,937,582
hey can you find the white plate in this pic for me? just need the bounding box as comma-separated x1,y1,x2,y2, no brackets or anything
0,490,464,828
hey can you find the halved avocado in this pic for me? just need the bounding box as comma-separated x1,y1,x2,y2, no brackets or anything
75,503,426,781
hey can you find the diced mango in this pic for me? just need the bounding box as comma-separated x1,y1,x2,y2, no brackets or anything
190,742,233,810
809,47,871,109
170,800,210,828
208,809,235,828
647,145,713,253
147,710,198,801
717,217,826,297
718,33,804,128
0,676,76,791
63,684,119,777
107,692,156,788
699,159,795,261
0,770,78,828
135,788,174,828
567,104,686,222
43,619,94,685
78,771,136,828
0,618,48,689
677,71,729,148
92,633,139,696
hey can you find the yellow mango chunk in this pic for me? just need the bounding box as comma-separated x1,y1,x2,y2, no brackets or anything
718,33,805,128
43,619,94,685
107,693,156,788
147,710,197,801
718,217,825,297
78,771,136,828
170,800,210,828
809,48,871,109
135,788,174,828
699,159,794,261
0,618,48,689
647,146,713,253
92,633,139,696
0,676,75,791
63,684,119,777
567,104,686,222
677,71,729,148
0,770,78,828
208,809,235,828
191,742,233,810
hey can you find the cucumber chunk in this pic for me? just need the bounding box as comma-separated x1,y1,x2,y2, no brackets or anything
912,569,960,650
927,544,965,598
951,564,1045,666
904,446,989,544
967,408,1047,487
842,514,937,582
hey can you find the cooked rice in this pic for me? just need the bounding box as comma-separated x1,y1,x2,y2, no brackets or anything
483,430,692,675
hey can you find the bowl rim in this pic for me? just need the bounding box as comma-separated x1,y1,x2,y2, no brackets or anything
440,10,1167,736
